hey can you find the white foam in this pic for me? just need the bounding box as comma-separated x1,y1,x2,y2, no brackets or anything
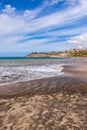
0,64,64,85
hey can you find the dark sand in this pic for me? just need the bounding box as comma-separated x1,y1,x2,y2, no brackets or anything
0,64,87,130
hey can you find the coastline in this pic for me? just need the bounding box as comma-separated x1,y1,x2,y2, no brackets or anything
0,64,87,130
0,62,87,97
0,74,87,98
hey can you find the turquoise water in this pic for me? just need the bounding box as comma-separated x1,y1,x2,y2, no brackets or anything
0,57,68,60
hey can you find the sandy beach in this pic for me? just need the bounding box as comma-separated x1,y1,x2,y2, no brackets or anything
0,63,87,130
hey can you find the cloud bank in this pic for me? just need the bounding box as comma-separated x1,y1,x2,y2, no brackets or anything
0,0,87,56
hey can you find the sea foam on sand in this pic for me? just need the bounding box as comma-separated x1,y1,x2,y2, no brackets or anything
0,64,64,85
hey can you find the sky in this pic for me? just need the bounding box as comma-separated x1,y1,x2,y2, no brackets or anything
0,0,87,56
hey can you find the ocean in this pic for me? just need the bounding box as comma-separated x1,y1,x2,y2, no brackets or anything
0,57,68,60
0,57,86,86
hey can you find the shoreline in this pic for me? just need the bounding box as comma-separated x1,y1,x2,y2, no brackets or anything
0,75,86,97
0,63,87,97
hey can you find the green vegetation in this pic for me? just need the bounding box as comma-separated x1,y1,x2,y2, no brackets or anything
70,52,87,57
26,49,87,57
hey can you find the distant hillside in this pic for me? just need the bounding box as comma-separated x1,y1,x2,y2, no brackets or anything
26,49,87,58
69,49,87,57
26,51,69,58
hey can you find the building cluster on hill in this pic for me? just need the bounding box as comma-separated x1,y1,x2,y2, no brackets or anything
26,49,87,57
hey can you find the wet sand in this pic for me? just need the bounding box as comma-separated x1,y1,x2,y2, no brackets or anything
0,64,87,130
63,64,87,79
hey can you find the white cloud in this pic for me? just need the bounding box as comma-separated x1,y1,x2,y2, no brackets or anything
2,5,16,14
0,0,87,55
49,0,61,5
33,26,87,38
44,0,63,6
68,33,87,48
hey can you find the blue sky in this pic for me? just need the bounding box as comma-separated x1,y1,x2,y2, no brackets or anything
0,0,87,56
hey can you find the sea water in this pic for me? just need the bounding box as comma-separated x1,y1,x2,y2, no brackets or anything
0,57,86,86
